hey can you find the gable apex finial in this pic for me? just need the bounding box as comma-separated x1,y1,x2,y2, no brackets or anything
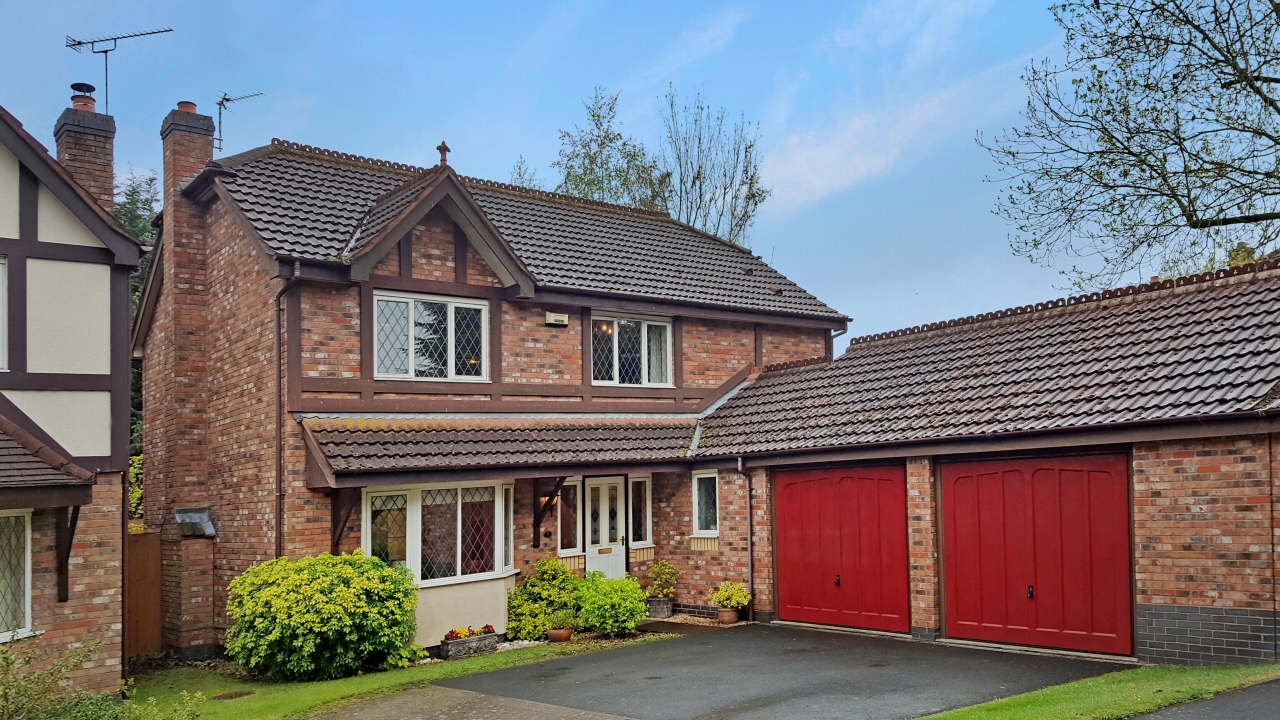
437,141,450,166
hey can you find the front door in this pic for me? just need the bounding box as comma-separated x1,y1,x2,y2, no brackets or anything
584,477,626,578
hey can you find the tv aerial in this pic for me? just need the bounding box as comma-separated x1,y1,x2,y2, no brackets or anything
215,92,264,152
66,28,173,114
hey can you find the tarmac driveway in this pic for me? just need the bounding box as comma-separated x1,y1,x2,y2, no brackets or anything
437,624,1126,720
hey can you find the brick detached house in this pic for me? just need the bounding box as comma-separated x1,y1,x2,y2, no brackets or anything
0,93,139,690
138,98,1280,666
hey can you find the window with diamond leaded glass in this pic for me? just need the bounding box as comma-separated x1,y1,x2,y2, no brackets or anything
590,316,672,386
630,477,650,546
420,488,457,580
693,473,718,536
374,292,487,381
370,494,408,568
0,513,28,638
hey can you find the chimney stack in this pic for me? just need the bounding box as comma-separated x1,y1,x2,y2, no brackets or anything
54,83,115,211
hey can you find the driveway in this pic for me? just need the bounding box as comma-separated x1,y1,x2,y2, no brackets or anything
1137,679,1280,719
434,624,1124,720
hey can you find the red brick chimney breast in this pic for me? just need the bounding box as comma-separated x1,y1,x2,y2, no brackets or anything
54,86,116,212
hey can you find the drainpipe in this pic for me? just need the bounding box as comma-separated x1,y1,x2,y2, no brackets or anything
740,456,754,622
273,261,302,558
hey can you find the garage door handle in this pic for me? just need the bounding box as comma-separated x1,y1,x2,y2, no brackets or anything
1027,585,1034,599
835,574,841,587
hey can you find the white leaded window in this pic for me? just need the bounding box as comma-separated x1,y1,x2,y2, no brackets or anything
629,476,653,547
0,511,31,642
364,483,515,587
373,291,488,381
692,472,718,537
591,316,672,386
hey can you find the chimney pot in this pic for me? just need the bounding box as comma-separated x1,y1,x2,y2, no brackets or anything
71,94,96,113
177,101,197,113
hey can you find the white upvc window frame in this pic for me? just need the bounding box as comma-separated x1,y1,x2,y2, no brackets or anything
628,475,654,549
691,471,719,538
362,481,516,589
372,290,490,382
556,477,584,557
590,314,674,388
0,509,32,643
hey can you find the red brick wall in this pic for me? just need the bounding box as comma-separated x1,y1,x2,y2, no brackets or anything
759,324,827,365
411,211,457,281
906,457,939,636
643,471,750,610
466,244,503,287
1133,435,1275,610
301,285,361,379
27,476,123,692
502,303,581,384
54,123,114,212
682,320,753,389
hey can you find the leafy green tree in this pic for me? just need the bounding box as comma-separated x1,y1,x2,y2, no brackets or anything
509,154,546,190
552,87,669,212
982,0,1280,289
113,169,159,457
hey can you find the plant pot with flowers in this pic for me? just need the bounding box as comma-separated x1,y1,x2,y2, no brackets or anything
440,624,498,660
708,581,751,625
645,560,679,619
546,609,577,643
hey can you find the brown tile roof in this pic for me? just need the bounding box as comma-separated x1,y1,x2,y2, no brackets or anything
0,415,94,488
696,264,1280,456
304,416,698,473
215,140,842,319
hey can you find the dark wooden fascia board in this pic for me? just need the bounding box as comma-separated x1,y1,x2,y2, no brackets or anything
689,362,757,413
0,238,114,265
0,114,139,266
534,288,848,330
130,239,162,358
0,484,93,511
434,191,535,297
293,396,695,414
0,391,76,462
348,174,450,281
0,373,112,392
211,181,279,267
330,461,693,488
301,423,338,489
690,412,1280,471
273,259,350,283
110,265,131,468
366,275,506,299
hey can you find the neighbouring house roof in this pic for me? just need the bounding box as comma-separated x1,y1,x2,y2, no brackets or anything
695,263,1280,456
211,140,843,320
304,416,699,476
0,105,141,266
0,415,94,488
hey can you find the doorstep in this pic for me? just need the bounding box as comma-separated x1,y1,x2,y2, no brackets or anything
772,620,1145,666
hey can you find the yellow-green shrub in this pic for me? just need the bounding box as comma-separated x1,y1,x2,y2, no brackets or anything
577,575,647,636
708,580,751,610
506,555,576,640
225,551,417,681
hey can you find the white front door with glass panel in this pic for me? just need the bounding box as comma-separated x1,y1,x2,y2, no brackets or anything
584,477,626,578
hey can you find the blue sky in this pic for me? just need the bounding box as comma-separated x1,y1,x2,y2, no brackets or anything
0,1,1081,345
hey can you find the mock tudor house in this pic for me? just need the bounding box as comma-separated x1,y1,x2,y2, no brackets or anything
138,98,1280,666
0,93,138,690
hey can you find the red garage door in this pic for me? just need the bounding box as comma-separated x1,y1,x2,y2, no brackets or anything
775,466,909,632
942,455,1131,655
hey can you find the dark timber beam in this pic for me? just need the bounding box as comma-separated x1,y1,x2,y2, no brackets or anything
55,506,80,602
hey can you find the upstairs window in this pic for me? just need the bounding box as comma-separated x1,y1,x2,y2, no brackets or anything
374,292,487,381
591,316,671,386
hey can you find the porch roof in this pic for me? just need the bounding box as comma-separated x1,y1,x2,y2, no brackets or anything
0,415,94,509
303,416,698,477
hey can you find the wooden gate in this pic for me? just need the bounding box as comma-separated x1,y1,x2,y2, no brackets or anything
124,532,162,660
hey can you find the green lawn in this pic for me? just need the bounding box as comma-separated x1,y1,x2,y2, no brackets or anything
926,662,1280,720
131,635,667,720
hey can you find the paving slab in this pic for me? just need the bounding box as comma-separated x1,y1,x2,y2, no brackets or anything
1136,679,1280,719
438,624,1126,720
307,684,625,720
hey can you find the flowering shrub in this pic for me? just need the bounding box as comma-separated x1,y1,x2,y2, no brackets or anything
225,551,417,681
708,580,751,610
443,625,495,641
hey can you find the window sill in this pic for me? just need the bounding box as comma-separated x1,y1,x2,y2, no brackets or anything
691,531,720,539
629,542,655,550
416,568,519,590
373,376,492,384
590,382,676,389
0,628,38,644
557,550,584,558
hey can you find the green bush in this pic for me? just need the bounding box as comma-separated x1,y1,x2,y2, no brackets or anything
127,454,144,520
547,609,578,631
382,643,429,670
225,551,417,681
708,580,751,610
506,556,577,641
577,575,647,636
0,638,97,720
645,560,679,599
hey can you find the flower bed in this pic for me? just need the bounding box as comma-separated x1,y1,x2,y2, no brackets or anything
440,625,498,660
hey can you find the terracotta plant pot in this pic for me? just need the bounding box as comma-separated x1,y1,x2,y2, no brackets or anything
717,608,739,625
547,628,573,643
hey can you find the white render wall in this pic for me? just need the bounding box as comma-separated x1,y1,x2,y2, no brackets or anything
26,258,111,374
37,184,104,248
1,389,111,457
414,574,516,647
0,143,17,239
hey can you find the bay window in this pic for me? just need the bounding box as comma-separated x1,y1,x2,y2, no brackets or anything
364,483,514,586
374,291,488,381
0,510,30,642
591,316,672,386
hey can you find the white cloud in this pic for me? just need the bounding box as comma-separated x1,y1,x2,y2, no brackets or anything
622,6,751,95
831,0,996,69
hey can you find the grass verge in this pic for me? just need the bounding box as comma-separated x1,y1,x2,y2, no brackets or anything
132,635,668,720
926,662,1280,720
